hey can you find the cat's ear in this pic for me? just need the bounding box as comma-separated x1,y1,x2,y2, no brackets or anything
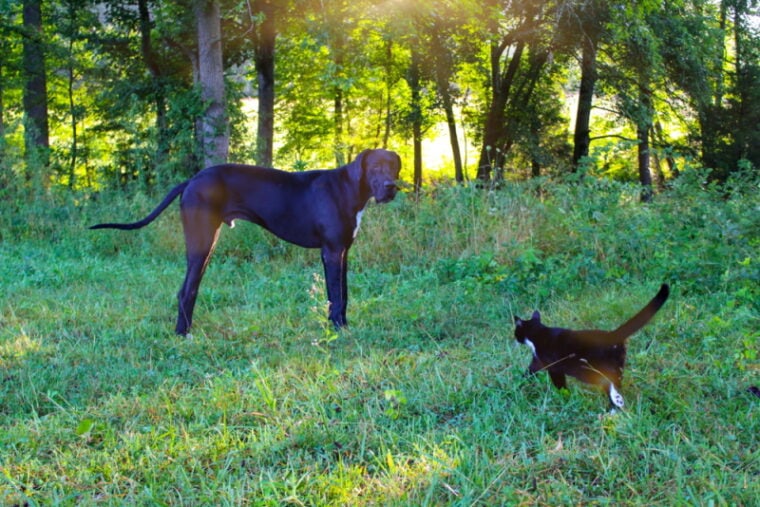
514,316,523,326
532,310,541,321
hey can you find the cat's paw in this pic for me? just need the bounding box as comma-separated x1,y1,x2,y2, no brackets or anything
609,384,625,409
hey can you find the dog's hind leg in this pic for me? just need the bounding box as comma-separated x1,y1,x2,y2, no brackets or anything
176,211,222,335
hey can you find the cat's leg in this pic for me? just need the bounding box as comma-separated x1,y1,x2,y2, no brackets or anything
607,383,625,410
527,356,543,375
548,371,567,390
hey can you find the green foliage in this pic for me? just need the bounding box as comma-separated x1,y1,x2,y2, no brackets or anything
1,175,758,504
2,0,758,187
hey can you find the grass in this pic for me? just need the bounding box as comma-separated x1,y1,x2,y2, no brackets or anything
0,172,758,505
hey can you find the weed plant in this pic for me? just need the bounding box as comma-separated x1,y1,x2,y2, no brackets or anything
0,170,758,505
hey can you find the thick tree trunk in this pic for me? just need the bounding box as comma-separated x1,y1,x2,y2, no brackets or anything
196,0,228,168
572,37,596,170
253,0,275,168
22,0,50,181
476,96,507,181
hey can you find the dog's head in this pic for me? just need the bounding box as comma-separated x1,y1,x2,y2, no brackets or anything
352,149,401,203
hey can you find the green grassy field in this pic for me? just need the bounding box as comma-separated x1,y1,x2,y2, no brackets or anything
1,173,758,505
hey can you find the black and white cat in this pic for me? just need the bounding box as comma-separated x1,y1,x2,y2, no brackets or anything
514,284,670,410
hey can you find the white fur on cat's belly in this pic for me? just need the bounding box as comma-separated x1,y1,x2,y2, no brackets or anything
609,384,624,409
353,209,364,238
524,339,537,357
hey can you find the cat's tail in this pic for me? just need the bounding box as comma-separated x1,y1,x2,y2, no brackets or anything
613,283,670,340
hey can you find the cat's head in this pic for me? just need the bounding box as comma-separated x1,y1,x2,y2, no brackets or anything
513,310,541,344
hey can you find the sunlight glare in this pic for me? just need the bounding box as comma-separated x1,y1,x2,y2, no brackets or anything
1,331,41,360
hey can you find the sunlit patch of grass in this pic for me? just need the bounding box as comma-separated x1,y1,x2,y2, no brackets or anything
0,329,42,360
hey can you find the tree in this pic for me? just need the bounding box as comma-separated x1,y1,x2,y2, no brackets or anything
422,1,478,183
430,24,465,183
137,0,170,172
609,4,662,201
408,42,423,192
656,0,759,181
250,0,276,167
727,0,760,175
1,0,756,195
475,0,556,181
0,11,9,159
391,0,440,192
195,0,228,167
567,0,610,170
22,0,49,183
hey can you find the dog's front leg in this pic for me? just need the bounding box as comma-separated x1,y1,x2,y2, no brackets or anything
321,245,348,328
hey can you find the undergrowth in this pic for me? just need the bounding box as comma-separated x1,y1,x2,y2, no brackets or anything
1,170,758,505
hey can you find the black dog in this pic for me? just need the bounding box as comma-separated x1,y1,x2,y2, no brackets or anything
91,149,401,335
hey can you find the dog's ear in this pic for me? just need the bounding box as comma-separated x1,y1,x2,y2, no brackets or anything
349,149,371,184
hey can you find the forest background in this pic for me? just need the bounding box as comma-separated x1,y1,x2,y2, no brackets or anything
1,0,759,197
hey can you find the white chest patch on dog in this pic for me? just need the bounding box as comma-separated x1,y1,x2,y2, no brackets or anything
353,209,364,238
524,339,537,357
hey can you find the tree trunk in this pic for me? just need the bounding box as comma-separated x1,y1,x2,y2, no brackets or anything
382,39,393,149
651,138,665,191
326,14,348,167
637,123,652,202
195,0,228,168
637,83,653,202
1,40,6,155
22,0,50,182
409,46,423,193
731,2,756,169
442,90,464,182
138,0,169,175
476,40,525,181
477,94,508,181
334,88,345,166
653,120,678,177
430,28,463,182
67,34,77,189
253,0,275,167
434,52,463,182
572,37,596,170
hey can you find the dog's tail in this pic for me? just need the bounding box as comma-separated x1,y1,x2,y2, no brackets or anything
90,181,189,230
612,283,670,340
